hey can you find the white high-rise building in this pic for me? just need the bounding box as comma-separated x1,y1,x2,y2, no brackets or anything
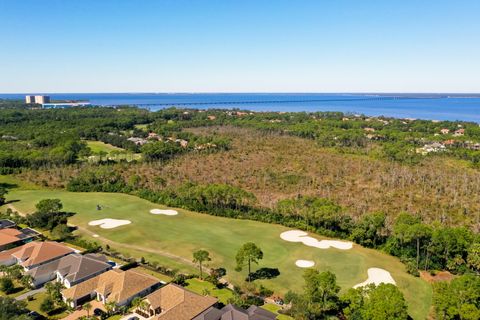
25,95,50,104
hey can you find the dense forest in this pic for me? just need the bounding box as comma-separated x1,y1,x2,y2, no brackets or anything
1,101,479,319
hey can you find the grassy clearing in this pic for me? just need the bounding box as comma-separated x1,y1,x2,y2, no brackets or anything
134,124,149,131
0,280,29,298
85,140,125,154
135,266,173,283
4,189,431,319
0,175,41,190
84,140,142,162
25,292,68,319
185,278,234,304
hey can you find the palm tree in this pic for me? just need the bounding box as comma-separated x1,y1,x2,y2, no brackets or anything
193,250,211,280
105,301,117,316
131,296,142,309
20,274,33,289
82,302,92,317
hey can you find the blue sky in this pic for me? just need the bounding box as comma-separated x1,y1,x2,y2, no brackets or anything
1,0,479,93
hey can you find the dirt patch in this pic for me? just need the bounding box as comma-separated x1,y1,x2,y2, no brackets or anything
420,271,455,283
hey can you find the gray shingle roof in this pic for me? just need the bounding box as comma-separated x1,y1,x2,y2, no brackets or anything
28,253,111,283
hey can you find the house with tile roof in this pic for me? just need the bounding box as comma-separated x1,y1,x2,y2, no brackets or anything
0,219,16,230
62,268,160,308
27,253,112,288
196,304,277,320
0,227,40,251
0,241,74,270
135,283,217,320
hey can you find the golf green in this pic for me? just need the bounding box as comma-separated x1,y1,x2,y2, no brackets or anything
4,189,432,319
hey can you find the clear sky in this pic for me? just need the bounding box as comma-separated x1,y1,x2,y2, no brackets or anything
1,0,479,93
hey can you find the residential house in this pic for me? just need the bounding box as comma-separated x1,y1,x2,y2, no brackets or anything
440,128,450,134
195,304,277,320
0,227,40,251
135,283,217,320
62,269,160,308
453,128,465,136
127,137,148,146
26,253,112,288
0,219,16,229
416,142,446,155
0,241,74,270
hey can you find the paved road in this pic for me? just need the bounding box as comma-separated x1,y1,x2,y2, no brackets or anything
15,286,46,301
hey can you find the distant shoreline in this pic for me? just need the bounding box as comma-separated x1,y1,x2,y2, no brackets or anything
2,93,480,122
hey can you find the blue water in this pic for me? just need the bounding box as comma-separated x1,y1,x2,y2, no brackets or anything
2,93,480,122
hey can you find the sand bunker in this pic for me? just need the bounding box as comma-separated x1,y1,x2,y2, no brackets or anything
353,268,396,288
88,219,131,229
92,234,99,238
295,260,315,268
150,209,178,216
280,230,353,250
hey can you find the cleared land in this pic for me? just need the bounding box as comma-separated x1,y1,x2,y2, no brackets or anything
85,140,125,154
84,140,141,162
4,188,432,319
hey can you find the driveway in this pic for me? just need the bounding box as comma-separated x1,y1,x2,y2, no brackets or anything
61,300,106,320
15,287,46,301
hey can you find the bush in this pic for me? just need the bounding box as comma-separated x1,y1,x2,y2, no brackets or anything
0,277,14,294
40,296,55,314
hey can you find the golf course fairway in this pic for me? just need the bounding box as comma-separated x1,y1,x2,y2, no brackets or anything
4,189,432,319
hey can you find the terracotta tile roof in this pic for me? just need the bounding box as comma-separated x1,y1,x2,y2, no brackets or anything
0,246,20,262
146,284,217,320
0,228,22,246
11,241,74,267
62,269,159,304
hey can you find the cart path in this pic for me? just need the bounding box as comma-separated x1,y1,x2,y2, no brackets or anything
7,203,195,267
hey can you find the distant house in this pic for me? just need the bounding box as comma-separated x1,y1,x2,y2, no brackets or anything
148,132,161,140
62,269,160,308
416,142,446,155
127,137,148,146
27,253,112,288
453,128,465,136
0,241,74,270
443,139,456,146
196,304,277,320
0,228,40,251
363,127,376,132
135,283,217,320
207,115,216,120
440,128,450,134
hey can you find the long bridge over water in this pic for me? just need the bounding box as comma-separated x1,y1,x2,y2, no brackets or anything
127,95,441,107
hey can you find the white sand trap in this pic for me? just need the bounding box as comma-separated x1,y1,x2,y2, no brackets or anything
150,209,178,216
88,219,131,229
353,268,396,288
280,230,353,250
295,260,315,268
92,234,99,238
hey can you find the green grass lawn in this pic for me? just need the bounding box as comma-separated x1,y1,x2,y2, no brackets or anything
84,141,142,162
4,188,432,319
0,281,29,298
135,266,173,283
25,292,69,319
134,124,149,131
185,278,234,304
85,140,125,154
